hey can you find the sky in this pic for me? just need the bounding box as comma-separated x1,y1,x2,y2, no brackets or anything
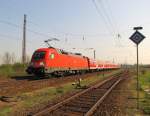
0,0,150,64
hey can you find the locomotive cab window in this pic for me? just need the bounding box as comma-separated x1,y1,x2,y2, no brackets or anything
33,51,46,60
50,53,55,59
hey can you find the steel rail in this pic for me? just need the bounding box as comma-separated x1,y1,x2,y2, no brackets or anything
85,77,122,116
33,72,124,116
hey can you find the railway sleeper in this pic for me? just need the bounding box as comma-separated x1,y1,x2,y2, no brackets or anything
76,96,99,101
81,91,104,96
60,105,89,113
94,88,109,91
61,111,83,116
84,90,106,95
98,82,117,89
52,110,84,116
64,103,92,109
83,92,106,97
70,100,95,106
80,93,102,98
78,95,98,100
75,98,98,103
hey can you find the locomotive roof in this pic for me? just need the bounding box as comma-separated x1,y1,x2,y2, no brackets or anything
36,47,85,58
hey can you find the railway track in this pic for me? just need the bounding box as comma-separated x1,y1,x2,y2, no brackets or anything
0,71,114,96
33,71,128,116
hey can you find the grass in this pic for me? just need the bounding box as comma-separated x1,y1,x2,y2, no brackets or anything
0,106,12,116
138,68,150,114
14,83,76,110
0,63,27,78
128,68,150,115
0,69,121,115
81,70,120,86
119,72,139,115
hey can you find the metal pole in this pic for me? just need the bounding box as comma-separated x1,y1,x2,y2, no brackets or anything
22,14,26,64
130,26,145,110
94,50,96,59
137,44,139,109
103,68,104,77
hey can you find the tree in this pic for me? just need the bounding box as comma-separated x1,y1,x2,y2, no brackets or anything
11,52,16,64
3,52,12,64
26,55,31,64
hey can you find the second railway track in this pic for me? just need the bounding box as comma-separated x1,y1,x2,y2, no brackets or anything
34,71,128,116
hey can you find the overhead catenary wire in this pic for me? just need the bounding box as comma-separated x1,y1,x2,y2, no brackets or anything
0,20,51,38
0,33,20,40
92,0,123,47
92,0,113,36
97,0,117,36
0,33,36,46
103,0,120,34
102,0,123,47
0,17,124,47
0,19,112,41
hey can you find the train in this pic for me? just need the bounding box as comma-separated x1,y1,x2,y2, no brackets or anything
26,47,120,76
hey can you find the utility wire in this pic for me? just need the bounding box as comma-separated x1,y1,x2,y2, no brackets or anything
28,20,41,28
92,0,114,36
0,20,51,38
103,0,123,47
0,33,33,44
104,0,120,34
0,20,20,28
0,33,20,40
92,0,121,37
0,18,122,44
28,20,94,39
93,0,123,47
0,19,116,41
97,0,116,35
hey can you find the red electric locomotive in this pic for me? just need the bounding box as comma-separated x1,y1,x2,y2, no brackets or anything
26,47,90,75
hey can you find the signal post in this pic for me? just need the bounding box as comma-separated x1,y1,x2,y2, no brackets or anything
129,26,145,109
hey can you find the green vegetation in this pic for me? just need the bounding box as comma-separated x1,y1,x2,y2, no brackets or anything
15,70,120,109
0,70,121,115
14,83,76,110
139,69,150,114
0,106,12,116
0,63,27,78
120,68,150,115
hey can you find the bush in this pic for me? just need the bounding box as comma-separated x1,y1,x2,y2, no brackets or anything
0,63,28,78
141,69,146,75
56,87,64,93
0,64,13,76
12,63,27,72
143,106,150,114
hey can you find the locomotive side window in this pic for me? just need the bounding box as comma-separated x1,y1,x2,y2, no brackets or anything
50,53,55,59
33,51,46,60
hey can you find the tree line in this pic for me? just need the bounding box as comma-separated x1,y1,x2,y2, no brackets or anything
0,52,30,65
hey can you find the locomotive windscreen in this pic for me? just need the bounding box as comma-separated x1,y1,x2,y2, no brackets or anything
33,51,46,60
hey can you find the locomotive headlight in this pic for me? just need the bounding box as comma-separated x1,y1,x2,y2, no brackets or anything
39,62,45,66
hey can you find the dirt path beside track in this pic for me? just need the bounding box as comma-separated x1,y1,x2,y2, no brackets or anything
94,71,136,115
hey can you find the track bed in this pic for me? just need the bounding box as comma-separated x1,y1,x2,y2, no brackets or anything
34,71,128,116
0,71,113,96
